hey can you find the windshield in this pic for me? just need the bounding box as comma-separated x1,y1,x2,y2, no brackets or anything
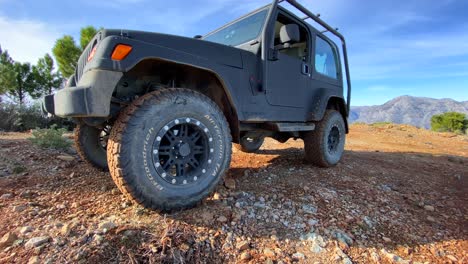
203,9,268,46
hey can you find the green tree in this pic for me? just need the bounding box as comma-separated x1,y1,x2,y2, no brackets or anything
80,26,98,49
0,46,16,96
1,47,39,105
52,35,81,77
9,62,37,105
52,26,99,77
32,53,63,95
431,112,467,133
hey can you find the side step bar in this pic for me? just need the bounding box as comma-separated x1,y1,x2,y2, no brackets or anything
268,122,315,132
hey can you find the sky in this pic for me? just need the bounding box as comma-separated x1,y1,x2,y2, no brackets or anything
0,0,467,106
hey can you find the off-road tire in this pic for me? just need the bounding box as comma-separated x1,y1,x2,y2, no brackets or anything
74,124,109,171
235,136,264,153
303,110,345,167
107,88,232,211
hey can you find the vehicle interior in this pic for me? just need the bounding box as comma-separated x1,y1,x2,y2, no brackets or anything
273,12,309,61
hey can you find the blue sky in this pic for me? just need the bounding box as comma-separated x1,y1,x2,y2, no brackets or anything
0,0,467,106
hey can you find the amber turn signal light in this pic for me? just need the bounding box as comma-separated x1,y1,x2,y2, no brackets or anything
111,44,132,60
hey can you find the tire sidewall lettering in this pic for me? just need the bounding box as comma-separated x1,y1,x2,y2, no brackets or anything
204,114,225,177
142,127,164,190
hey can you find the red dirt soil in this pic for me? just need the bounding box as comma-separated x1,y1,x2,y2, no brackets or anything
0,124,466,263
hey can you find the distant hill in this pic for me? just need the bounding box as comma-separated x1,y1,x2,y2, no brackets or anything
350,96,468,129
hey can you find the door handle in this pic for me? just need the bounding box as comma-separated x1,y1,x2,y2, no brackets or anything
302,63,311,76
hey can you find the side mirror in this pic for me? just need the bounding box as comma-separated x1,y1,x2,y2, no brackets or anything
194,35,202,39
280,24,300,44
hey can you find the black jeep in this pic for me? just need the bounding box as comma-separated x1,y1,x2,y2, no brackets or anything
43,0,351,211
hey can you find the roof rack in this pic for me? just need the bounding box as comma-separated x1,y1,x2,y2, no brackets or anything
276,0,352,114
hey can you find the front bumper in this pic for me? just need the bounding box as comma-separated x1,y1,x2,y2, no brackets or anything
42,69,123,117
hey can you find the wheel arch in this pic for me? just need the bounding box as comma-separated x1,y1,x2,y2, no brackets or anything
326,96,349,133
117,58,240,143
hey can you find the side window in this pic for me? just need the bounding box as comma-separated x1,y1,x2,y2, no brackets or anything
315,36,338,79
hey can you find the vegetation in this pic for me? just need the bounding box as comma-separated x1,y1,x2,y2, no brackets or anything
0,26,98,132
431,112,467,134
53,26,98,77
0,46,64,105
32,54,63,95
29,124,72,150
371,121,393,127
0,103,74,132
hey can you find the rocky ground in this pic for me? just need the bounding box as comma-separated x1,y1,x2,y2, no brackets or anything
0,124,467,264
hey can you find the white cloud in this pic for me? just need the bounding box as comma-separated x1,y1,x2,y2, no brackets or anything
0,16,61,63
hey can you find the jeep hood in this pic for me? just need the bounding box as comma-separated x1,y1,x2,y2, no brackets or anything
103,29,243,69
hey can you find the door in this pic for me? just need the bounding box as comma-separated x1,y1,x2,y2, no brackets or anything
265,52,310,108
264,12,312,108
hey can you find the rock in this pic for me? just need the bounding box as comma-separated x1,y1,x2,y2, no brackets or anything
13,205,27,212
57,155,74,161
98,221,116,232
370,251,380,262
335,247,352,264
333,229,353,247
0,193,12,199
213,192,221,200
217,215,228,223
310,242,324,253
61,224,71,236
363,216,374,228
292,252,305,260
28,256,40,264
224,177,236,189
19,190,35,199
427,216,435,222
200,211,214,223
263,248,275,258
424,205,435,212
93,234,104,245
382,237,392,243
240,252,251,261
20,226,33,234
236,240,250,251
302,204,317,214
0,232,18,249
25,236,50,249
380,249,405,263
307,219,318,226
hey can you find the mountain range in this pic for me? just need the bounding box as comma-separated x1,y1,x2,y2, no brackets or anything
350,96,468,129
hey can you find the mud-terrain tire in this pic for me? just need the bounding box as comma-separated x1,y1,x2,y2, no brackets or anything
107,88,232,211
303,110,345,167
74,124,109,171
235,135,264,153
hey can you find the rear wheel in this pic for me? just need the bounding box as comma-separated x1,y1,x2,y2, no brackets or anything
303,110,345,167
107,88,232,211
74,124,110,170
235,135,264,153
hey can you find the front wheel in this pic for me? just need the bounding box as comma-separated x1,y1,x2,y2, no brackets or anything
303,110,346,167
107,88,232,211
74,124,110,171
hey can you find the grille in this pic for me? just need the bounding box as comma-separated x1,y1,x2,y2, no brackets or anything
75,32,102,83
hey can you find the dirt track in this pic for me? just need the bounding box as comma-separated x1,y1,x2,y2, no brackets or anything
0,124,467,263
